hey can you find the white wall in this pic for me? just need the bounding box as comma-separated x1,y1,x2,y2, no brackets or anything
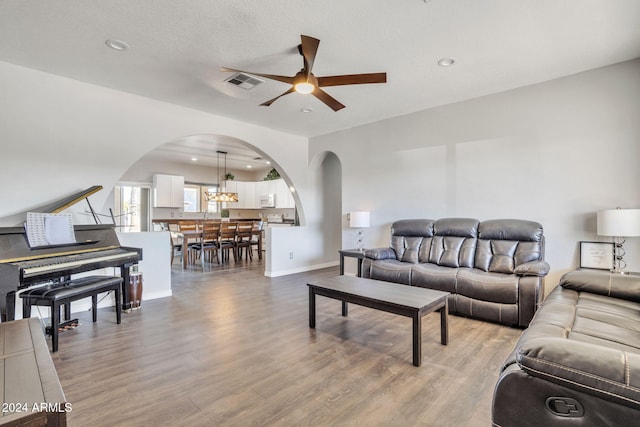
0,60,341,275
116,231,172,301
311,59,640,288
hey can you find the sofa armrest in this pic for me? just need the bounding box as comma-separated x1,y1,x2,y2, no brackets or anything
364,247,396,260
560,270,640,303
516,337,640,408
514,261,550,277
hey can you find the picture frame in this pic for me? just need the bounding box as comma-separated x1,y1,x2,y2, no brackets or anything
579,241,614,270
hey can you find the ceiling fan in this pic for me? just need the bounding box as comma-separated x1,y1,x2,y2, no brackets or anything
222,35,387,111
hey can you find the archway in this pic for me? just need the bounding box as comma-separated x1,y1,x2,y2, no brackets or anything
116,133,305,226
309,150,342,262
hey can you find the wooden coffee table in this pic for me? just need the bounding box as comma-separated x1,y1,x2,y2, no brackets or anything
308,275,449,367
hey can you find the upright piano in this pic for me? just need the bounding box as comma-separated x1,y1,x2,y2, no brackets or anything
0,186,142,321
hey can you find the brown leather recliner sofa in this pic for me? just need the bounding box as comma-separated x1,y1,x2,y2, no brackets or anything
492,270,640,426
361,218,550,327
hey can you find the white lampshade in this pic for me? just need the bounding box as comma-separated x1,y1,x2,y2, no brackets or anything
597,209,640,237
349,211,370,228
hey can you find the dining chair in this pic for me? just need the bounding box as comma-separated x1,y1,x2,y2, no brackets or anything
249,220,264,260
190,221,221,267
178,220,199,264
218,222,238,263
168,223,183,265
236,222,254,260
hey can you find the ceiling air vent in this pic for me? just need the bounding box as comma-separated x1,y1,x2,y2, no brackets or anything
225,72,264,90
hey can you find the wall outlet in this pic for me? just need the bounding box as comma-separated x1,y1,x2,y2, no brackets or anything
289,252,294,259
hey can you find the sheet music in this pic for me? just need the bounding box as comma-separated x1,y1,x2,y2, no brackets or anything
25,212,76,247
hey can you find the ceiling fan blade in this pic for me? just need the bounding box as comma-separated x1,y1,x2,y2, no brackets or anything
317,72,387,87
312,88,346,112
220,67,294,85
260,87,295,107
299,35,320,77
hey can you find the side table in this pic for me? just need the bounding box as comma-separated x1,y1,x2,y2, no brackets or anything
339,249,366,277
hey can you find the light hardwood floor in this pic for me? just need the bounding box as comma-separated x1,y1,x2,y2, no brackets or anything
51,258,521,426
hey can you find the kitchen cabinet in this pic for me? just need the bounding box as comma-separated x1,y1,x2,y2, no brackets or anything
223,179,295,209
236,181,256,209
274,179,295,208
222,181,257,208
153,174,184,208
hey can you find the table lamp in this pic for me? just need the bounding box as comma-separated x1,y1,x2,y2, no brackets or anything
597,208,640,274
349,211,370,252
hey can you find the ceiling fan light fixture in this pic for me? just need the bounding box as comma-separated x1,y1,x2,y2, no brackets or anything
294,82,315,94
223,35,386,111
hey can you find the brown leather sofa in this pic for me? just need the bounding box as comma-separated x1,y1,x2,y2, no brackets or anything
361,218,550,327
492,270,640,426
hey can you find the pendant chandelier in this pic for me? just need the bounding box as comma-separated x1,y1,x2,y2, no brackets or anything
205,150,238,203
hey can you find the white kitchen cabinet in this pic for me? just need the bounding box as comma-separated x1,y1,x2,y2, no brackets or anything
222,181,258,208
234,181,256,209
223,180,238,195
222,179,294,209
153,174,184,208
242,181,256,209
274,179,295,208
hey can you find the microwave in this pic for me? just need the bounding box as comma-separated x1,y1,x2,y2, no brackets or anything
259,194,275,208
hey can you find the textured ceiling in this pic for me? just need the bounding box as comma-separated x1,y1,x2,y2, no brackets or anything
1,0,639,146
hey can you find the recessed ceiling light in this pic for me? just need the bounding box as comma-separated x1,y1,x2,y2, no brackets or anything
300,108,313,113
246,165,252,169
266,160,271,165
105,39,129,51
437,57,456,67
191,157,198,162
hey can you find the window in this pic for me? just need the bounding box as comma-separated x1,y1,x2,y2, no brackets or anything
184,184,220,213
204,185,219,213
183,185,201,212
114,185,150,232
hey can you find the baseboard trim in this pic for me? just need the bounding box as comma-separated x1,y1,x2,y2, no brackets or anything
265,261,339,277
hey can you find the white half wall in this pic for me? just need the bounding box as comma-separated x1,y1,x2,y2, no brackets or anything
311,59,640,288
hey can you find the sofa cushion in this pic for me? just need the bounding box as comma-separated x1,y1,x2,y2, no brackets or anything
513,241,544,265
475,240,520,273
369,259,411,285
479,219,543,242
390,219,435,263
391,236,431,263
411,263,458,293
456,268,519,304
475,219,545,273
560,270,640,303
489,240,518,273
429,236,478,268
433,218,479,238
456,295,519,326
429,218,479,267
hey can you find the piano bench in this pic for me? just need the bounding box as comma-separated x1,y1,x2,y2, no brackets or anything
19,275,123,352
